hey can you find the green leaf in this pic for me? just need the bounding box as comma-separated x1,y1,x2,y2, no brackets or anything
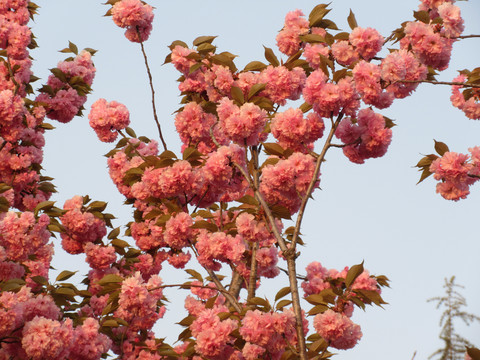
243,61,268,72
98,274,124,285
308,303,329,315
275,286,292,301
248,83,266,100
345,261,364,288
31,276,48,286
299,34,327,44
185,269,203,282
56,270,76,282
102,319,119,327
347,9,358,30
108,227,120,240
237,195,259,206
247,297,270,309
276,299,292,310
231,86,244,105
264,46,279,67
434,139,449,156
191,220,218,232
193,35,217,47
309,4,331,27
111,238,130,248
68,41,78,55
125,127,136,138
262,142,285,157
270,205,292,220
467,347,480,360
413,10,430,24
34,200,55,216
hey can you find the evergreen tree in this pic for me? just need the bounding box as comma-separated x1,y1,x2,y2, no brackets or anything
428,276,480,360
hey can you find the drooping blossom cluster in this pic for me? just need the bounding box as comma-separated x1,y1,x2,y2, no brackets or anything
313,309,362,350
36,50,96,123
114,272,166,332
60,196,107,254
450,74,480,120
335,108,393,164
260,152,318,214
111,0,154,42
88,98,130,142
276,9,310,56
239,308,308,358
429,148,480,200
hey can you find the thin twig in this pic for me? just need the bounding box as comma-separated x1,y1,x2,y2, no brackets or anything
455,34,480,39
137,32,167,151
205,268,242,313
290,113,344,251
398,79,480,88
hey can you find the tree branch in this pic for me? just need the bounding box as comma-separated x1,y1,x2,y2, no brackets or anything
138,34,168,151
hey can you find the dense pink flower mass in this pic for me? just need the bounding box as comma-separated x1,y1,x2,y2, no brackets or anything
271,108,325,151
260,153,318,214
313,310,362,350
349,27,383,61
190,309,237,357
88,98,130,142
400,21,454,71
335,108,392,164
36,51,96,123
429,150,480,201
260,65,306,105
450,74,480,120
217,98,267,146
111,0,154,42
381,50,427,98
22,316,74,359
276,9,309,56
60,196,107,254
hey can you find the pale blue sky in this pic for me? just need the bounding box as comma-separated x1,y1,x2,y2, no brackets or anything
31,1,480,359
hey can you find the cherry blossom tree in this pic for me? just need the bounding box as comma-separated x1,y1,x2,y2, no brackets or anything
0,0,479,359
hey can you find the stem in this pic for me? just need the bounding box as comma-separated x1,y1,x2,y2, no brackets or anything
455,34,480,39
4,57,20,94
247,242,258,300
286,256,307,360
232,159,307,358
290,113,343,250
138,37,168,151
205,268,242,313
398,79,480,88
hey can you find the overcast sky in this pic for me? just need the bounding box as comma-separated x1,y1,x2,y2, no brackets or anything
31,1,480,359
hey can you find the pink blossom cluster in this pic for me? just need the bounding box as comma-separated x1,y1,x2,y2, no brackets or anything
190,308,238,358
260,153,318,214
239,308,307,357
107,137,159,199
271,108,325,152
111,0,154,42
352,61,394,109
60,196,107,254
276,9,310,56
450,74,480,120
303,70,360,117
36,51,96,123
260,65,306,105
335,108,393,164
217,98,267,146
349,27,383,61
0,285,111,359
196,229,245,271
0,2,30,61
0,211,52,286
114,272,165,332
381,50,428,98
429,148,480,200
400,21,454,71
174,101,224,153
88,98,130,142
313,309,362,350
